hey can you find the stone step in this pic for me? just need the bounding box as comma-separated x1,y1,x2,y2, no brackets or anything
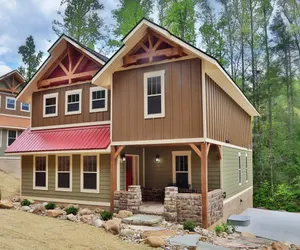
122,214,163,226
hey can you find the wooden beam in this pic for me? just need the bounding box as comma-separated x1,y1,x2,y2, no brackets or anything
110,146,117,212
72,55,84,74
189,143,202,159
206,143,211,157
58,62,69,76
114,145,125,160
201,143,209,228
216,145,222,160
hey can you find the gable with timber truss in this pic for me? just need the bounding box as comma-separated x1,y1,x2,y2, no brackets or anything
123,28,187,67
0,71,24,94
38,43,102,89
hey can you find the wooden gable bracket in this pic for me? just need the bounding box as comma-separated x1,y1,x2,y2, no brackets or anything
216,145,222,160
123,28,186,67
189,143,202,159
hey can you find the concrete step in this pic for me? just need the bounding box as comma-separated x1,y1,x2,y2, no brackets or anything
227,215,251,227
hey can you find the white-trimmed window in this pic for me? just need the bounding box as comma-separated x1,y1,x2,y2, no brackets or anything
6,97,16,110
245,153,248,183
7,130,17,146
65,89,82,115
21,102,30,112
172,151,191,189
81,155,99,193
56,155,72,191
33,156,48,190
90,86,107,112
238,152,242,186
144,70,165,119
43,93,58,117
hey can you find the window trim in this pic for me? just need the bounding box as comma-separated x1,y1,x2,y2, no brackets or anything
55,155,72,192
80,154,100,193
144,70,165,119
89,86,108,113
65,89,82,115
6,96,16,110
0,129,2,147
238,152,242,186
43,93,58,118
33,155,48,190
7,129,17,147
20,102,30,112
172,151,192,186
245,153,248,183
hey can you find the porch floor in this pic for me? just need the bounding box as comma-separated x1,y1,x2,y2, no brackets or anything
139,202,164,215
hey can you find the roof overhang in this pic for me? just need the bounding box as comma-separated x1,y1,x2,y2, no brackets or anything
17,35,106,104
0,70,24,83
92,19,259,117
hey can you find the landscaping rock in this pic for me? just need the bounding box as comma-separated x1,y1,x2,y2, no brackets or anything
122,214,163,226
104,219,121,235
32,204,46,215
79,208,92,216
120,228,135,237
66,204,79,210
145,236,165,248
0,200,13,209
142,229,176,239
168,234,200,248
241,232,256,239
92,218,104,228
28,199,35,204
271,242,289,250
67,214,77,222
47,209,63,218
21,206,31,212
12,196,20,202
118,210,133,219
81,214,93,225
94,208,103,214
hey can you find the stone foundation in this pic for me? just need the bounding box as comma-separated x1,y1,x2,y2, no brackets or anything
114,185,142,213
208,189,223,226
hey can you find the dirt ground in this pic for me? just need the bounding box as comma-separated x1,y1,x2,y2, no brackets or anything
0,209,151,250
0,170,19,199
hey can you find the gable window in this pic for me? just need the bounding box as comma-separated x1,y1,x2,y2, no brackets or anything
90,87,107,112
56,155,72,191
81,155,99,193
144,70,165,119
7,130,17,146
245,153,248,183
6,97,16,110
238,152,242,186
34,156,48,190
21,103,30,112
43,93,58,117
172,151,191,189
65,89,82,115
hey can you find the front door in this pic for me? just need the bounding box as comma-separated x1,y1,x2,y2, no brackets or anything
126,156,133,190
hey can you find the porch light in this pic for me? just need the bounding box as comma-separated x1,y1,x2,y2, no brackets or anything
155,154,160,163
121,154,126,162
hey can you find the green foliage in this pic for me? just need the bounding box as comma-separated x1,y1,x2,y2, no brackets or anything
215,222,235,234
100,210,113,221
183,221,196,231
21,199,31,206
66,206,79,215
45,202,56,210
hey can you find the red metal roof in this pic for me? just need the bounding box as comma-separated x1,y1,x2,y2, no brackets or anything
5,125,110,154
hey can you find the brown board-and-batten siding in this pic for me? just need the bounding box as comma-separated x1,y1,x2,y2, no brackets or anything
31,83,110,128
0,92,30,117
21,154,110,203
205,74,252,148
112,58,203,142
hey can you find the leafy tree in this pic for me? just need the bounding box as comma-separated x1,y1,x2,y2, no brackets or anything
18,35,43,81
52,0,105,49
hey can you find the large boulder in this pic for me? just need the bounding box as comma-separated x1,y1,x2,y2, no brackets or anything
80,214,93,225
92,218,104,228
67,214,77,222
47,209,63,218
104,219,121,235
241,232,256,239
145,236,165,248
118,210,133,219
0,200,13,209
32,204,46,215
21,206,31,212
142,229,176,239
271,242,289,250
79,208,92,216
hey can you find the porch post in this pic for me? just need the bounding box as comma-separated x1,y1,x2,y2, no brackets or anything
201,142,210,228
110,146,117,211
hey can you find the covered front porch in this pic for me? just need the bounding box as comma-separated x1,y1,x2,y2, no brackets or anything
110,142,223,228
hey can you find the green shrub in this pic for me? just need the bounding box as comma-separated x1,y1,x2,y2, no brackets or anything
21,199,31,206
183,221,196,231
100,210,113,221
215,222,235,234
66,206,79,215
45,202,56,210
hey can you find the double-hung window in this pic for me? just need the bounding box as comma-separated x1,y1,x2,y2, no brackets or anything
43,93,58,117
34,156,48,190
245,153,248,183
65,89,82,115
172,151,191,189
21,102,30,112
7,130,17,146
56,155,72,191
6,97,16,110
144,70,165,119
90,87,107,112
238,152,242,186
81,155,99,193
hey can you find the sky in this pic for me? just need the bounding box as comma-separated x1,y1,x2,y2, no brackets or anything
0,0,119,76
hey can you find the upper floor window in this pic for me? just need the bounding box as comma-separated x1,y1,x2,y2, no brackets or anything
90,87,107,112
238,152,242,186
43,93,58,117
65,89,82,115
7,130,17,146
21,103,30,112
6,97,16,110
144,70,165,119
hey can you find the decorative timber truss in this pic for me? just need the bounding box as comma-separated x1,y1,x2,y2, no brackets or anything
0,71,24,94
38,43,102,89
123,28,187,67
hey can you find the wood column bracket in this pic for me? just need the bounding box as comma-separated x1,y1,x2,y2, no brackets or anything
189,143,202,159
114,145,125,159
216,145,222,160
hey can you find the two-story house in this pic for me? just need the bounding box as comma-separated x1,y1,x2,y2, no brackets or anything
0,70,30,177
6,19,259,228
